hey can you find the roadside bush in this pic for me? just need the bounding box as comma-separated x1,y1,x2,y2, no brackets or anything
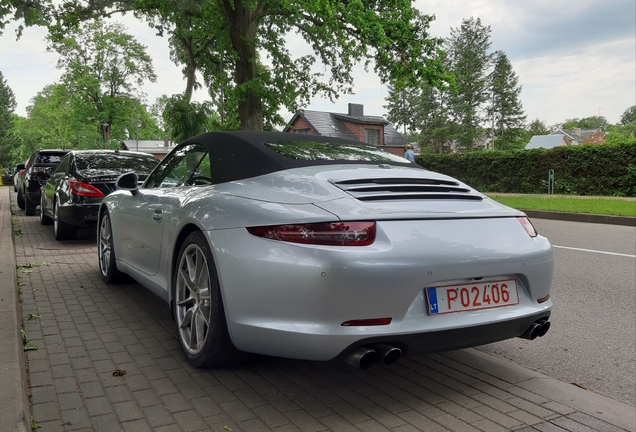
417,142,636,196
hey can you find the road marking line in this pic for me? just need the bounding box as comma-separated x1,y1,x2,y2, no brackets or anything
553,245,636,258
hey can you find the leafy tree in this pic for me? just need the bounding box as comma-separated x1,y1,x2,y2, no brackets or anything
46,20,157,147
46,0,449,131
445,17,493,151
385,83,421,135
0,71,17,167
414,81,455,153
527,119,550,136
488,51,525,150
620,106,636,125
562,116,608,131
162,95,218,143
0,0,47,36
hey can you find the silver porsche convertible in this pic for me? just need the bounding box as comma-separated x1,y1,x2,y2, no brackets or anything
98,131,553,369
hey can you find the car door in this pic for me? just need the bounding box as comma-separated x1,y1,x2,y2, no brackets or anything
117,143,212,276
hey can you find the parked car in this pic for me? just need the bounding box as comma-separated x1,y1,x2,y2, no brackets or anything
14,161,27,199
41,150,159,240
2,168,16,186
97,131,554,369
18,149,69,215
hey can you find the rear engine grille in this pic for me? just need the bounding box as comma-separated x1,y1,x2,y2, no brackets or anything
332,178,483,201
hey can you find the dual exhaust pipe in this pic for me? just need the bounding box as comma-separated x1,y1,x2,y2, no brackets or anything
344,344,402,370
345,318,551,369
519,319,551,341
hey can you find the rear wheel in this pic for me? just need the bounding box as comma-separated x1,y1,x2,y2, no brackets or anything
54,201,77,241
17,190,25,210
25,195,36,216
98,211,125,283
173,231,236,368
40,195,53,225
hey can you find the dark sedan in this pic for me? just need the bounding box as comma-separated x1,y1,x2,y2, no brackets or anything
18,149,69,215
41,150,159,240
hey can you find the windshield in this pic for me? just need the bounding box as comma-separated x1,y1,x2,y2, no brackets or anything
264,140,409,163
75,153,159,173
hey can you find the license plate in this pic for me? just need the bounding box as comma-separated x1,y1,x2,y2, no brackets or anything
426,279,519,315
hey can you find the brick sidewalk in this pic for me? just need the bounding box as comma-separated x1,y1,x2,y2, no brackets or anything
2,186,634,432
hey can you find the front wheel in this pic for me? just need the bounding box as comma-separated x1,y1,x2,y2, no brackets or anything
54,201,77,241
173,231,236,368
98,211,125,283
17,190,25,210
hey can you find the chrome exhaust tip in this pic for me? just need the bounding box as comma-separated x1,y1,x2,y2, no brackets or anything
373,344,402,366
344,347,377,369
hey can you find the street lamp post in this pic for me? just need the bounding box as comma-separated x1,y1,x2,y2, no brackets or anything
135,101,138,151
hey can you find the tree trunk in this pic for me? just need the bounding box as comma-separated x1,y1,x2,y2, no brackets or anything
175,21,196,104
226,0,264,131
102,123,111,149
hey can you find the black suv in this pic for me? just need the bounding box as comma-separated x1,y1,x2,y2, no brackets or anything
17,149,69,215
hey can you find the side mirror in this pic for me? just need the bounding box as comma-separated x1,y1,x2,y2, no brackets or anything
16,164,25,170
116,172,139,196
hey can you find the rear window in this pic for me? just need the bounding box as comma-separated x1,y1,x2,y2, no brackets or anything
264,140,408,163
35,154,65,165
75,153,159,173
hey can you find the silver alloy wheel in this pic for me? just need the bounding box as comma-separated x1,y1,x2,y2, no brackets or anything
175,243,212,355
99,214,112,277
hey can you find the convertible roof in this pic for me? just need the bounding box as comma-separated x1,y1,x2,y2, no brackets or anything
181,131,417,185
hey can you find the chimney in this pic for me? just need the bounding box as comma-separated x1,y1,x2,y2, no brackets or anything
573,128,581,137
164,136,169,147
348,103,364,117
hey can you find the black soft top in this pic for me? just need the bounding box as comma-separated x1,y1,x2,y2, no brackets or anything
181,131,419,184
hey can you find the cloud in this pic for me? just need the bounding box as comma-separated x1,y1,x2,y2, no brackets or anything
517,38,635,124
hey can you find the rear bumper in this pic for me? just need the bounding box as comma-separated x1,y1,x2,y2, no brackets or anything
207,217,554,361
58,203,100,227
336,310,551,358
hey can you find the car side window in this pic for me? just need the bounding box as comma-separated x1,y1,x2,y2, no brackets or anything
145,144,211,188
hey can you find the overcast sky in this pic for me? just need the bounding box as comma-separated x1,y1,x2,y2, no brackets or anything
1,0,634,127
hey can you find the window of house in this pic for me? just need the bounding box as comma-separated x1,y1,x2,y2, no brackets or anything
364,129,380,145
293,128,311,134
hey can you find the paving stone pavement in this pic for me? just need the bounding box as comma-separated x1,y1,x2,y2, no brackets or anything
1,186,634,432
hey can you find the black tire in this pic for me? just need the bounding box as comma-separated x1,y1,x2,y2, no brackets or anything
40,194,53,225
25,195,36,216
53,201,77,241
173,231,236,368
17,190,25,210
98,211,125,283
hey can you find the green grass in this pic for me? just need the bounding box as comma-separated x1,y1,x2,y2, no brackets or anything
487,195,636,217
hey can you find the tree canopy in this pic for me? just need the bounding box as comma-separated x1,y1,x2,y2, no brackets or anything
43,0,450,132
46,19,157,146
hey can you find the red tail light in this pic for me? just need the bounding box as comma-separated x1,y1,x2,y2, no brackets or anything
517,217,537,237
69,181,105,198
246,222,376,246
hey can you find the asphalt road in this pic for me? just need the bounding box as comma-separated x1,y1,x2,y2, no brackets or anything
478,218,636,406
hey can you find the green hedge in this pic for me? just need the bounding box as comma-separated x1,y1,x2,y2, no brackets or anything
416,142,636,197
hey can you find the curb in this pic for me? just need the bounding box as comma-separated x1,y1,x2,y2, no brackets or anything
0,188,31,431
523,209,636,226
463,349,636,432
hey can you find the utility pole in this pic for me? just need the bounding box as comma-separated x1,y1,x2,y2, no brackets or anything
135,101,139,151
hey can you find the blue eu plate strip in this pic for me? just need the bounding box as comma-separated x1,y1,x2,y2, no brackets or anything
427,287,438,315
